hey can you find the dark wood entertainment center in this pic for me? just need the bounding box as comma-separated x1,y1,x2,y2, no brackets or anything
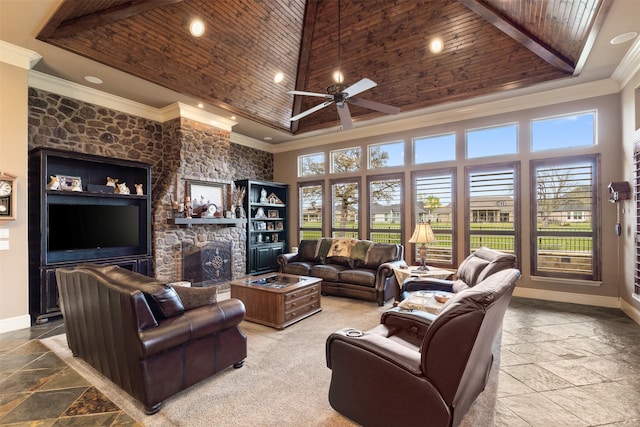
28,148,153,324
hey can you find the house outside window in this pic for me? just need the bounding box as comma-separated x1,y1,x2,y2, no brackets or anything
331,178,359,238
413,169,456,267
531,155,599,280
298,181,323,240
466,163,519,259
368,174,403,244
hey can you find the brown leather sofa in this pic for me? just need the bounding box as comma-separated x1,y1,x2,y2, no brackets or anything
277,238,405,305
55,264,247,414
397,246,516,303
326,268,520,427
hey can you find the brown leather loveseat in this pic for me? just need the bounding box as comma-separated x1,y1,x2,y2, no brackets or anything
277,238,405,305
55,264,247,414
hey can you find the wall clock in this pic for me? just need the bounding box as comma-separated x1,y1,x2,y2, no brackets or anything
0,172,17,220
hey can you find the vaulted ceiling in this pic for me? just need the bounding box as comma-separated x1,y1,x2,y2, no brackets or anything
33,0,613,138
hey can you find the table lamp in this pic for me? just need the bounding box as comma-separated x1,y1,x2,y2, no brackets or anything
408,222,436,271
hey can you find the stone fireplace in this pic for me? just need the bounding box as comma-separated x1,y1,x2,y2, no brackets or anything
27,89,274,284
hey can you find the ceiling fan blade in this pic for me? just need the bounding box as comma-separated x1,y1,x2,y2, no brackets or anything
287,90,333,99
348,97,401,115
343,78,377,98
336,102,353,130
290,100,334,122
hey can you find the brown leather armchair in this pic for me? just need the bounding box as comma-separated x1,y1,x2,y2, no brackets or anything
56,264,247,414
326,268,520,427
396,247,516,303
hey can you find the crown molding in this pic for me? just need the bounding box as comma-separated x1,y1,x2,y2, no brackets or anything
28,70,162,121
28,71,239,131
612,37,640,88
272,78,621,153
0,40,41,70
160,103,237,132
230,132,274,151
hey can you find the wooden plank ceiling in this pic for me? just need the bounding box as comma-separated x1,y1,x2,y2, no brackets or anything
37,0,610,136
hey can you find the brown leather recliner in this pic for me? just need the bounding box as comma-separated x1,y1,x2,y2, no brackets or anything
56,264,247,414
326,268,521,427
397,246,516,303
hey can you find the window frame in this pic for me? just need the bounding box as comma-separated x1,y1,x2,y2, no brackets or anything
530,154,601,281
368,140,405,169
330,177,361,238
412,167,457,269
367,173,404,244
465,122,518,159
297,152,326,177
298,180,324,241
530,110,597,152
330,146,362,174
465,162,521,262
413,132,456,165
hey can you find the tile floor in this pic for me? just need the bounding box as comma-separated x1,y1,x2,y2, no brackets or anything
0,296,639,426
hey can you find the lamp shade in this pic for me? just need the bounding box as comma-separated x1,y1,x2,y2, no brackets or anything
408,222,436,244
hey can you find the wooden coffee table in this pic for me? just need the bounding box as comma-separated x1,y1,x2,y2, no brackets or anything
230,273,322,329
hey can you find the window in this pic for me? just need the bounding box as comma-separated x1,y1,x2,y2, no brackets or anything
330,147,361,173
466,124,518,159
298,181,323,240
368,141,404,169
331,178,360,238
531,111,596,151
531,155,599,280
298,153,325,177
466,163,519,259
413,133,455,164
413,169,456,267
368,174,403,244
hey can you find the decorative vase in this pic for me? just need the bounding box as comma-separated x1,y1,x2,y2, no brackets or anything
235,204,246,219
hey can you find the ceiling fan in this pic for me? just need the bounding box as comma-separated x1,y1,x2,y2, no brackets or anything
288,79,400,130
287,1,400,130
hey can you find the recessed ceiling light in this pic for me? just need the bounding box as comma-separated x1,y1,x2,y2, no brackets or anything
611,32,638,45
190,19,205,37
197,103,204,108
230,116,236,120
429,38,444,54
274,72,284,83
264,136,272,141
84,75,103,84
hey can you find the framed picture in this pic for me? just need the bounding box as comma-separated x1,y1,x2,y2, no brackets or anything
268,209,279,218
275,221,283,230
187,180,226,212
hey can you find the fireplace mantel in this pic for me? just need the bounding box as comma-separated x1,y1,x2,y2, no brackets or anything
170,218,247,228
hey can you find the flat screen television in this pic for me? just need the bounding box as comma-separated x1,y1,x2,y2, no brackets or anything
47,202,148,263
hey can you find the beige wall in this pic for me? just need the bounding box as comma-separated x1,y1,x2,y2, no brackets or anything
620,67,640,319
0,60,30,332
274,94,627,306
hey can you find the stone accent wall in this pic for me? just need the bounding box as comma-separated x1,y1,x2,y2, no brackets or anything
28,88,273,282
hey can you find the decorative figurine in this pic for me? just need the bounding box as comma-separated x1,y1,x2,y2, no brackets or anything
135,183,144,195
71,178,82,192
46,176,60,190
115,182,130,195
260,187,268,203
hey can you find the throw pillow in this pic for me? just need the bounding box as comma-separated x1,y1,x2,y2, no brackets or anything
171,285,218,310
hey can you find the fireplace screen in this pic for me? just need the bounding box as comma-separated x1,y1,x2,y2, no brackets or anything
182,241,232,286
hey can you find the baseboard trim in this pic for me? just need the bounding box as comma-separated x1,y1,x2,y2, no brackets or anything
620,299,640,326
0,314,31,334
513,287,620,308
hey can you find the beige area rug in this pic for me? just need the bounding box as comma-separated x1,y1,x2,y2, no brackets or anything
41,293,497,426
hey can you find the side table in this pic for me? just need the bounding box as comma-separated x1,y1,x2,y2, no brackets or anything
393,265,454,305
